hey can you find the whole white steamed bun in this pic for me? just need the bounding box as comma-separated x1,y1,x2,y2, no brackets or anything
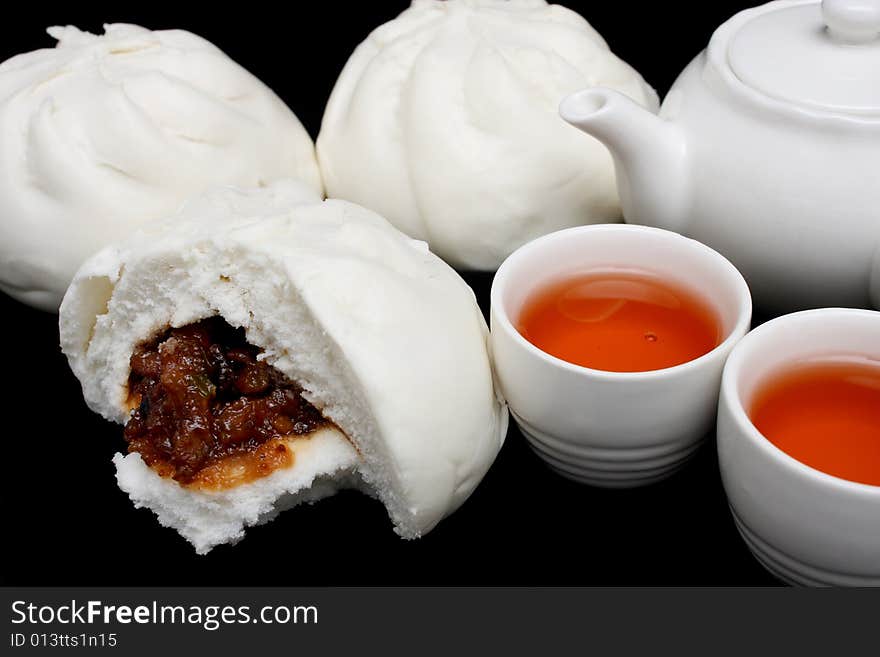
317,0,658,271
0,23,322,311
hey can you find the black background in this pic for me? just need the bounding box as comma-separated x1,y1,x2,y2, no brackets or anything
0,0,778,586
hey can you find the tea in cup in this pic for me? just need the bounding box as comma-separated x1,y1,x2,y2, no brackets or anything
490,224,752,487
718,308,880,586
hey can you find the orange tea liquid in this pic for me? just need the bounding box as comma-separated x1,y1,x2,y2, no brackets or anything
516,270,723,372
749,359,880,486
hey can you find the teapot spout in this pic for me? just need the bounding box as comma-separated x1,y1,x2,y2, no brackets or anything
560,88,688,233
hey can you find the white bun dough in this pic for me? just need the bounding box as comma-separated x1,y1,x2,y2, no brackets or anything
59,181,507,553
0,24,322,312
317,0,658,271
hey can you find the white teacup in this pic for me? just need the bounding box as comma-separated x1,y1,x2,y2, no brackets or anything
490,224,751,487
718,308,880,586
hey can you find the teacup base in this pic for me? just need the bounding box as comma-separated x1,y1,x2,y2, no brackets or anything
514,412,704,488
729,505,880,587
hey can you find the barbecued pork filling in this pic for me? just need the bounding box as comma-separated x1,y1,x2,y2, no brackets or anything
124,317,331,490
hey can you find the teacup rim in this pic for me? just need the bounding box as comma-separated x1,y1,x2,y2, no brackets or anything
490,223,753,382
721,307,880,495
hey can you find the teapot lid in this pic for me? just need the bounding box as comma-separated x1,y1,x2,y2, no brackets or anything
728,0,880,115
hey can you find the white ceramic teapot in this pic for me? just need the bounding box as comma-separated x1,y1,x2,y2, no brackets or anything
560,0,880,312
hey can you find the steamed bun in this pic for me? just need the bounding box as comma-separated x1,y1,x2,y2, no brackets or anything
0,24,322,311
59,181,507,552
317,0,658,270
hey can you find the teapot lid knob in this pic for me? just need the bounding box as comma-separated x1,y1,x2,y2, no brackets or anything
823,0,880,43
